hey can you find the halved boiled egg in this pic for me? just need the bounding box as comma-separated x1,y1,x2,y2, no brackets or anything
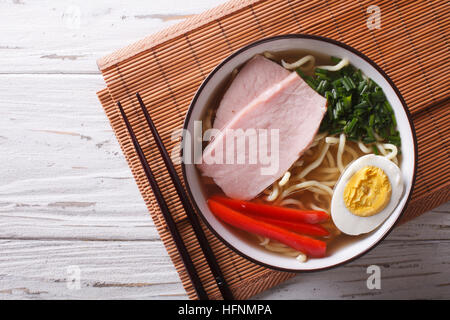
331,154,404,235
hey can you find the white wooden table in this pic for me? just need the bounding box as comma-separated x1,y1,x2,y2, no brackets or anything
0,0,448,300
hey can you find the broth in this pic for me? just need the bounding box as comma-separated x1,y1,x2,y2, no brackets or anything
196,50,401,260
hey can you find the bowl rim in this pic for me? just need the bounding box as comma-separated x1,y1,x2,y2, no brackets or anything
181,34,418,273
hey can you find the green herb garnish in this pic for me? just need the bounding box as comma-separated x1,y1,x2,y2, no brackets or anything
296,61,401,147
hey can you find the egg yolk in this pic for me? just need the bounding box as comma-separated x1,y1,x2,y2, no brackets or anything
343,166,392,217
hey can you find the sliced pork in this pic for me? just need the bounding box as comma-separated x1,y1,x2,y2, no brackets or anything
213,55,290,130
198,72,327,200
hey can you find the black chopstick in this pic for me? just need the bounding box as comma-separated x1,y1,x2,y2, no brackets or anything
117,101,209,300
136,93,234,300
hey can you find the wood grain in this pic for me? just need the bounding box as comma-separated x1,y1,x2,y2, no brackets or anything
0,0,448,299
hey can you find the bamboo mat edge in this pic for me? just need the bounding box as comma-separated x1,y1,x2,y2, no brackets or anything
96,86,449,299
94,0,450,299
96,87,299,300
96,0,259,71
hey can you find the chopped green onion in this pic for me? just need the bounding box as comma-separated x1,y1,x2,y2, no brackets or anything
371,91,386,103
315,67,329,75
296,69,306,78
343,95,352,111
308,60,401,147
344,118,358,134
316,80,329,94
341,77,352,91
305,78,317,90
354,101,368,109
369,114,375,127
330,56,342,64
372,144,380,155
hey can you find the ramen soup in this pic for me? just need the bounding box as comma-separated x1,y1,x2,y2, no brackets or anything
197,50,403,262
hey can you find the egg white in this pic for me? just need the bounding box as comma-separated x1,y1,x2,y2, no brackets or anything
331,154,404,235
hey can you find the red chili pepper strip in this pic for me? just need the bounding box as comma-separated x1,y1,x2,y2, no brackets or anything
247,215,330,237
208,199,327,258
209,195,329,224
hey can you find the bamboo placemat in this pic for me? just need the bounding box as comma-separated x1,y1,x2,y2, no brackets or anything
96,0,450,300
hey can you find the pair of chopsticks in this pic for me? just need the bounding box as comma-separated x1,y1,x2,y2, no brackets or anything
117,93,234,300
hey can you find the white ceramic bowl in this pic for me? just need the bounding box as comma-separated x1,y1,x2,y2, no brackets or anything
182,35,417,272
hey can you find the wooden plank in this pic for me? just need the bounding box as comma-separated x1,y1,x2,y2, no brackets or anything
0,0,448,300
0,240,187,300
0,0,224,74
0,206,448,299
0,74,156,241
